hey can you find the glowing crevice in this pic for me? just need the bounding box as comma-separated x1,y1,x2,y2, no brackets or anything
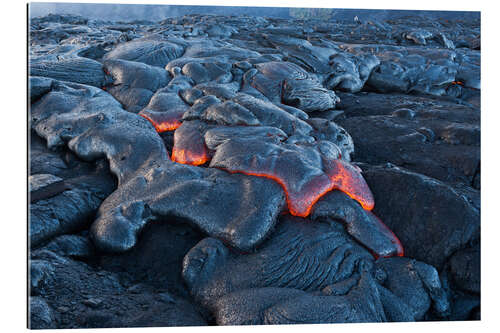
139,109,184,132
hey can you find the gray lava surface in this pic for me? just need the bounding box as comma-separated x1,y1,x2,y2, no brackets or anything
29,10,480,328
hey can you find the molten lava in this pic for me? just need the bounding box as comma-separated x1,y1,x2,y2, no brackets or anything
163,121,403,258
208,139,375,218
139,109,184,132
171,148,209,166
168,126,375,218
269,159,375,218
326,159,375,211
171,122,210,165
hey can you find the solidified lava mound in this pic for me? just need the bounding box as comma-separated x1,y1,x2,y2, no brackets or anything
29,11,480,329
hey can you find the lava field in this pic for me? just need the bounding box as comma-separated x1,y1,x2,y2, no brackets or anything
28,11,480,328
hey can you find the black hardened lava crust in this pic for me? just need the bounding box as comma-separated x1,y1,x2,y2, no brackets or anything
28,11,480,328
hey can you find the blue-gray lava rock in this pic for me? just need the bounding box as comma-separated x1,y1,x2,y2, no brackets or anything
28,10,480,328
361,164,480,269
102,36,185,67
182,216,448,323
103,59,171,112
212,273,387,325
30,57,113,88
311,190,403,258
29,172,115,247
29,297,56,329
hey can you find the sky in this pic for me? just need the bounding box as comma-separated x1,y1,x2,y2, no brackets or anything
28,2,480,22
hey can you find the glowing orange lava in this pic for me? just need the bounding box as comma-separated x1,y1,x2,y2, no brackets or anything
171,148,209,166
326,159,375,211
166,124,373,219
171,122,210,166
165,121,401,258
139,109,183,132
217,158,374,218
169,135,374,217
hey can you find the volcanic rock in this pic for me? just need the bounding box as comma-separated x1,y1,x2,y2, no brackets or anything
447,243,480,294
212,274,386,325
30,57,113,88
183,216,447,321
30,172,115,247
31,80,169,184
29,76,54,102
102,36,185,67
43,234,96,258
361,164,480,269
245,61,339,111
98,220,204,295
103,59,171,112
30,79,289,253
29,297,56,329
325,51,380,92
209,137,374,217
311,190,403,258
28,10,481,328
90,163,286,252
29,249,205,328
336,92,480,187
182,216,375,308
375,257,449,319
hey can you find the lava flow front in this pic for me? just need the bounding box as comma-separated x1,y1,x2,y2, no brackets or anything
139,109,184,132
171,121,210,165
